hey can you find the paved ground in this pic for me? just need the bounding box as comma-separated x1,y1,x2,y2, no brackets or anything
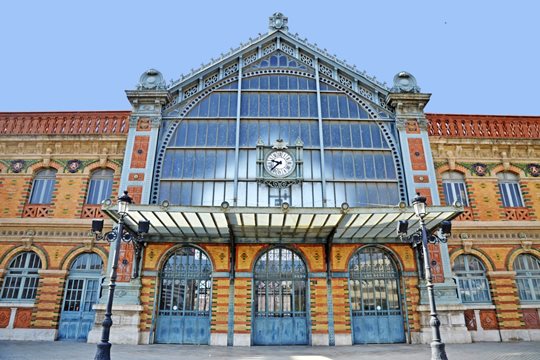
0,341,539,360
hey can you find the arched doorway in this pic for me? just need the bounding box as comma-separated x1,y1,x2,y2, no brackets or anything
155,247,212,344
58,253,103,341
348,247,405,344
252,247,308,345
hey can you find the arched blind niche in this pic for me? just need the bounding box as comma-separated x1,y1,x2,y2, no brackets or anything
157,71,399,207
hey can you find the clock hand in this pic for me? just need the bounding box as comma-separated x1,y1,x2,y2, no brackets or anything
271,160,282,170
271,159,281,164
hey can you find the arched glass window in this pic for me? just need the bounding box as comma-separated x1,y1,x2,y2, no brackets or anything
442,171,469,206
497,172,524,207
70,253,104,272
86,169,114,205
453,254,491,303
0,252,42,301
514,254,540,302
158,72,399,208
29,169,57,204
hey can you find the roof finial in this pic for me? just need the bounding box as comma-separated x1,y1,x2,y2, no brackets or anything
269,12,288,32
391,71,421,93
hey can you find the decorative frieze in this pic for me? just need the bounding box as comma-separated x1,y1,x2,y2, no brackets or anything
0,229,93,239
428,114,540,139
0,112,129,136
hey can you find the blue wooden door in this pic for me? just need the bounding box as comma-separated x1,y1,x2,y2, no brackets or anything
349,247,405,344
155,247,212,344
58,254,103,341
253,248,308,345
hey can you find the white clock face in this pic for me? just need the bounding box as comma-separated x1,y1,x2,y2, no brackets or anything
265,150,295,177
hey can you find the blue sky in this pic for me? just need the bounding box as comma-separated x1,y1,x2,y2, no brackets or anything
1,1,538,115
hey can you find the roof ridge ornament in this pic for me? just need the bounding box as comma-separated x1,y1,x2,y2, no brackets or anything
138,69,166,90
391,71,421,93
269,12,288,32
272,138,288,149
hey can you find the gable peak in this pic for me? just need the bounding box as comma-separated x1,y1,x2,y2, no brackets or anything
269,12,288,32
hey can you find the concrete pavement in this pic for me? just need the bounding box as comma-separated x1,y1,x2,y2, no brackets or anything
0,341,539,360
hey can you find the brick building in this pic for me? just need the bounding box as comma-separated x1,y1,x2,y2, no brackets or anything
0,13,538,345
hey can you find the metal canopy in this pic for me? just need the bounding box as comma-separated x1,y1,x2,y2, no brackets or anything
102,205,462,243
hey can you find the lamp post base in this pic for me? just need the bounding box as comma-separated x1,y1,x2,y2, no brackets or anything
430,341,448,360
94,341,112,360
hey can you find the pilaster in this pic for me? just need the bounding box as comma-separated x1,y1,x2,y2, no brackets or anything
387,72,458,305
123,69,169,204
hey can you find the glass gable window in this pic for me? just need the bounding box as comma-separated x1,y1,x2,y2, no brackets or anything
158,72,400,208
1,252,42,301
453,255,491,303
442,171,469,206
250,52,308,71
86,169,114,205
497,172,524,207
29,169,57,204
514,254,540,302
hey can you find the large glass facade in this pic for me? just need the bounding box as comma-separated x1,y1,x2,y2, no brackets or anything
156,52,400,208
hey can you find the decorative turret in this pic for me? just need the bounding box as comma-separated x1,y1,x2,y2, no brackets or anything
390,71,421,93
125,69,169,129
122,69,169,205
387,71,431,130
137,68,166,90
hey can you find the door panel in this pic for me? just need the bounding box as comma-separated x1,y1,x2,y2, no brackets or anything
253,248,308,345
349,247,405,344
58,254,103,342
155,247,212,344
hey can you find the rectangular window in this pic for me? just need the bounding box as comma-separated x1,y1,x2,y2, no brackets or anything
86,178,113,205
499,182,524,207
29,179,55,204
443,181,469,206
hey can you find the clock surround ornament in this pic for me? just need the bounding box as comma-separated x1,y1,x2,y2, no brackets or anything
256,138,303,188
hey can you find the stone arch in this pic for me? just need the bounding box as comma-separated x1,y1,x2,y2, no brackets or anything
436,164,469,177
492,164,525,177
345,244,404,273
155,243,214,273
59,245,108,271
27,160,63,174
506,247,540,271
83,160,121,175
252,244,309,272
0,244,49,270
449,248,495,272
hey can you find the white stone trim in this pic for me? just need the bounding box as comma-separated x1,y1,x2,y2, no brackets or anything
462,304,496,310
487,271,517,277
0,328,56,341
311,333,329,346
38,269,68,275
0,302,34,308
333,333,352,346
233,333,251,346
520,304,540,309
500,329,540,342
210,333,228,346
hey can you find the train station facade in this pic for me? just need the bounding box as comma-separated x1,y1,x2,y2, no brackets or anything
0,13,539,346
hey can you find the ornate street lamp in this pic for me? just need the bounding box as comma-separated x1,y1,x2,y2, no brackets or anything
397,194,451,360
91,191,149,360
